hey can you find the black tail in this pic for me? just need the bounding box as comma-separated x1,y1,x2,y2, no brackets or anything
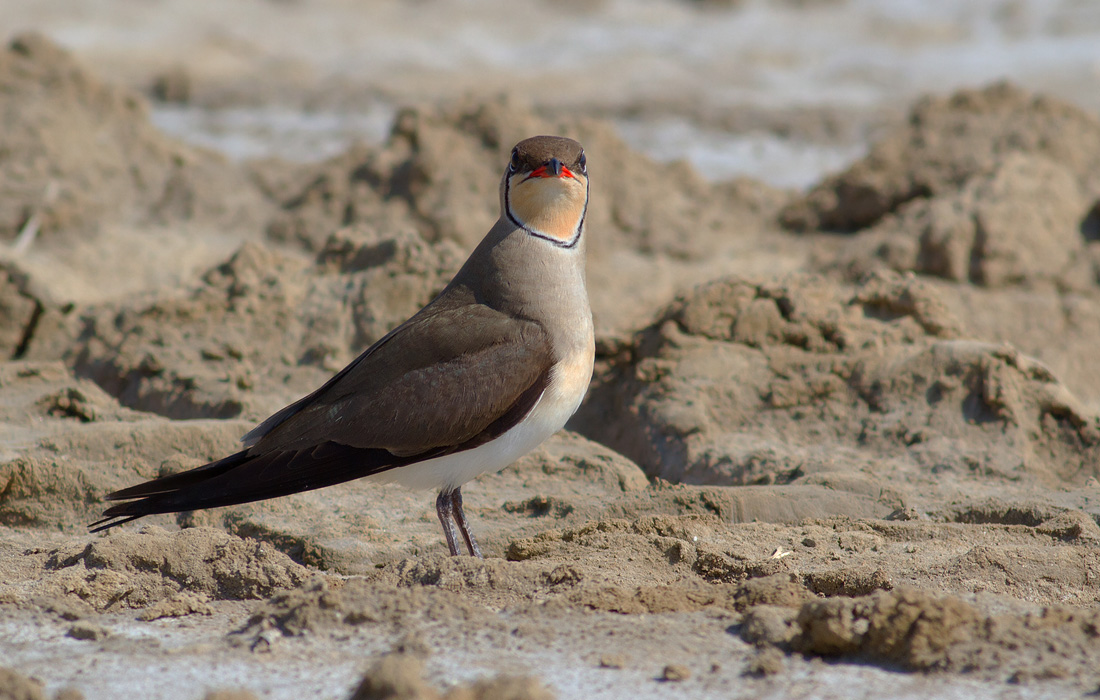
90,449,254,533
88,442,427,533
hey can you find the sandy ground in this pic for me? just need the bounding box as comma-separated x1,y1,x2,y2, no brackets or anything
1,4,1100,699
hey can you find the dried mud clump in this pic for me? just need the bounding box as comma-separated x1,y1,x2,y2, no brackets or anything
350,653,554,700
65,242,309,420
38,526,310,611
792,588,980,669
835,151,1095,290
576,269,1100,502
0,33,267,240
783,587,1100,683
781,82,1100,234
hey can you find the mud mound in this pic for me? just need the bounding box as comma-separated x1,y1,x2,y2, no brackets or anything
780,587,1100,682
0,33,267,240
0,361,249,528
832,151,1094,290
792,89,1100,403
61,241,315,421
927,284,1100,407
240,527,806,627
0,418,243,528
58,225,461,421
781,82,1100,234
792,102,1100,401
258,99,791,339
575,269,1100,505
34,526,309,611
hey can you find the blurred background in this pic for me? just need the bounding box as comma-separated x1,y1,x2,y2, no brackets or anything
5,0,1100,189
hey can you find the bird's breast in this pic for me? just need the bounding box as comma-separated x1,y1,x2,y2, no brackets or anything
366,343,593,492
543,341,595,417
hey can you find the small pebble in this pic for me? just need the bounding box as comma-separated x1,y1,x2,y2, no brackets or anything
599,654,627,669
745,647,785,677
67,621,108,641
661,664,691,681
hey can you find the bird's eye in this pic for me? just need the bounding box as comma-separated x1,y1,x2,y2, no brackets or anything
577,152,587,173
509,148,520,173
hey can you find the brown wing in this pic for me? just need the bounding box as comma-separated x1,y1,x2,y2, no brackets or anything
249,301,554,455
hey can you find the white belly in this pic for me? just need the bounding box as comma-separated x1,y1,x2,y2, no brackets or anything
367,347,593,492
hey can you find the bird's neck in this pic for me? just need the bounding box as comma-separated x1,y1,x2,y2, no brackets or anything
453,218,592,359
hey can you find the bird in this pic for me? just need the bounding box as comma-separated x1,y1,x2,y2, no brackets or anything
90,135,595,558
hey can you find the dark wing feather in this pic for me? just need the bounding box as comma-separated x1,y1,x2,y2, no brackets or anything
238,290,471,447
91,443,422,531
103,449,254,501
250,302,554,454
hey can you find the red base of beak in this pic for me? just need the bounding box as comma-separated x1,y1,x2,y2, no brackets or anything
528,165,574,179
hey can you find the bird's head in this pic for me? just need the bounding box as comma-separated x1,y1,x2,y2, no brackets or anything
502,136,588,248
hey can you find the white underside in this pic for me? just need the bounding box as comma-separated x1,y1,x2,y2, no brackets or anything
365,376,585,492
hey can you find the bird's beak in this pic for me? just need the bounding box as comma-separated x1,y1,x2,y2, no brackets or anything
527,158,574,180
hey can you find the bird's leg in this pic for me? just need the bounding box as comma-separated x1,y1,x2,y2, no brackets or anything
451,487,483,558
435,491,461,556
